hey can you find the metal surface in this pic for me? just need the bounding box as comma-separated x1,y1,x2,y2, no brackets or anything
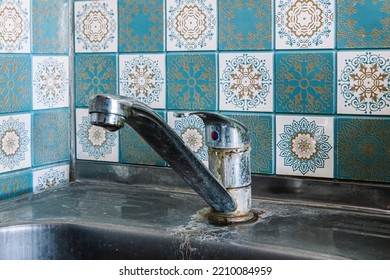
0,180,389,259
76,161,390,213
89,94,253,222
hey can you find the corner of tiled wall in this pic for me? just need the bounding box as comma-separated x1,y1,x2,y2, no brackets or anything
0,0,71,200
73,0,389,185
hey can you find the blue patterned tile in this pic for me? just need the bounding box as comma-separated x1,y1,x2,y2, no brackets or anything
275,52,335,114
219,52,273,112
33,55,69,110
75,54,117,107
166,0,217,51
276,0,335,49
32,0,69,54
167,53,217,110
76,108,119,162
276,115,334,178
337,51,390,115
0,172,32,200
0,55,31,114
33,164,69,192
118,0,164,52
119,111,165,166
337,0,390,49
224,113,274,174
0,0,30,53
32,109,70,166
336,117,390,183
119,54,165,109
0,114,31,173
74,0,118,53
219,0,272,50
168,112,208,164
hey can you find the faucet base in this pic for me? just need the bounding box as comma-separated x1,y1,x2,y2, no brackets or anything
207,210,257,225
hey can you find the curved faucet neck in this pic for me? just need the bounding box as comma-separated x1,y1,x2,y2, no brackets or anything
89,94,236,214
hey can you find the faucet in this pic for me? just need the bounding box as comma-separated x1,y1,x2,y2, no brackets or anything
89,94,254,224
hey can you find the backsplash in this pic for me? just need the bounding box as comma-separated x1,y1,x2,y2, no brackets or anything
74,0,389,184
0,0,70,200
1,0,389,201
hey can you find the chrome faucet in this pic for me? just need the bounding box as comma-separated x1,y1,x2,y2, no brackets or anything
89,94,254,224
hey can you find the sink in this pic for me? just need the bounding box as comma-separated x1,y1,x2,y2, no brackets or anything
0,180,389,260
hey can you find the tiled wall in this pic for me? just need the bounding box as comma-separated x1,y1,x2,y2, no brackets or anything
74,0,389,184
0,0,70,200
2,0,388,202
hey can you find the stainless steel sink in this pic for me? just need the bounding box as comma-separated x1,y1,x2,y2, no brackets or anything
0,179,389,260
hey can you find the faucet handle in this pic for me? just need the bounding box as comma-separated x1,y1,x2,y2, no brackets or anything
190,112,250,149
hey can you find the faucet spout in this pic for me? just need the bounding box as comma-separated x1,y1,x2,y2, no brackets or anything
89,94,237,214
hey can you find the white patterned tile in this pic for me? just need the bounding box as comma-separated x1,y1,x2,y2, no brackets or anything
33,164,69,192
119,54,166,109
74,0,118,53
167,112,208,165
166,0,217,51
0,114,31,173
276,115,334,178
32,56,69,110
275,0,335,49
0,0,30,53
76,109,119,162
219,52,273,112
337,51,390,115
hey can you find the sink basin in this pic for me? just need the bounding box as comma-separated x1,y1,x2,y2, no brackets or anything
0,180,389,259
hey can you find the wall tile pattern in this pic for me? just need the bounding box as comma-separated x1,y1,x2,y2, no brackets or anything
74,0,389,185
0,0,70,200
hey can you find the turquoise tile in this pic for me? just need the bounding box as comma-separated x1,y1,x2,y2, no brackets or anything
0,55,31,114
119,111,165,166
336,117,390,183
224,113,274,174
275,52,335,114
32,109,70,166
219,0,272,50
75,54,117,107
337,0,390,49
118,0,164,52
167,53,217,110
32,0,69,54
0,172,32,200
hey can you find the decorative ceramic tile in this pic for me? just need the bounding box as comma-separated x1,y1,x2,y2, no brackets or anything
118,0,164,52
337,117,389,183
337,51,390,115
224,113,274,174
219,52,273,112
32,56,69,110
337,0,390,49
0,55,31,114
32,0,69,54
275,52,335,114
119,54,166,109
166,0,217,51
33,164,69,192
218,0,272,50
33,109,70,166
0,172,31,200
276,0,335,49
168,112,208,164
167,53,216,110
74,0,118,53
76,109,119,162
119,111,165,166
75,54,117,107
0,0,30,53
0,114,31,173
276,115,334,178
